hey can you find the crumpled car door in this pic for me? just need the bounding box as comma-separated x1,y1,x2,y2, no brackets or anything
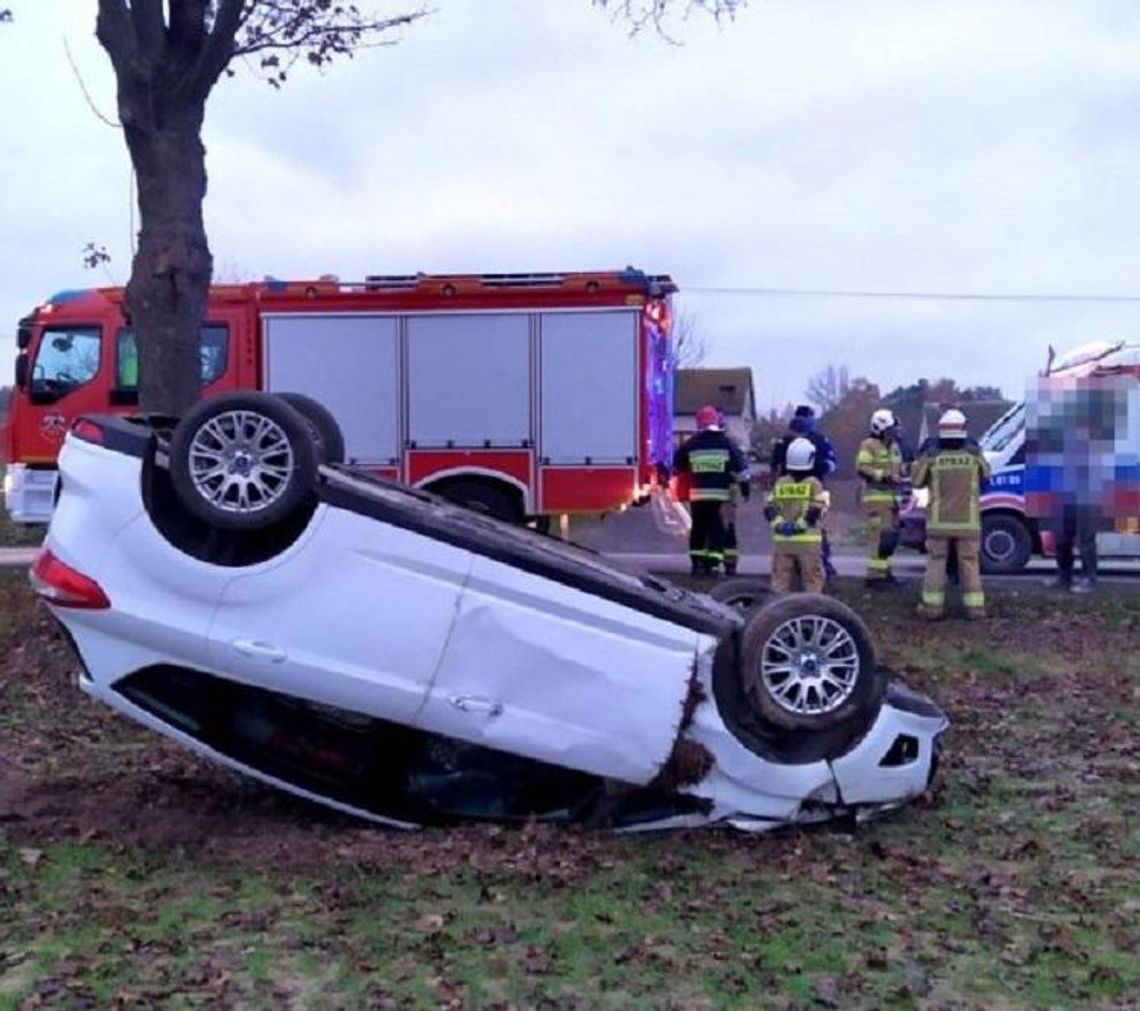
413,555,705,785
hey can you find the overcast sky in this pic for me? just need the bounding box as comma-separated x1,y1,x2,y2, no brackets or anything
3,1,1140,412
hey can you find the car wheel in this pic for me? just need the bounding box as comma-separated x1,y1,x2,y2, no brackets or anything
168,392,317,531
707,578,775,614
437,480,522,524
740,593,884,732
275,392,346,465
979,514,1032,574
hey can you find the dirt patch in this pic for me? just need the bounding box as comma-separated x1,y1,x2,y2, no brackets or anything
3,576,1137,1009
2,575,1137,874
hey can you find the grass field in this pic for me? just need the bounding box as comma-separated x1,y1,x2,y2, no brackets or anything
1,572,1137,1010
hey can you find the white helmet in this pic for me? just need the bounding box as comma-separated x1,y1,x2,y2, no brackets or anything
938,408,968,439
786,437,816,473
869,408,898,436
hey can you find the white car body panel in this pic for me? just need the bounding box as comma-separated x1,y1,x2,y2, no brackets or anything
52,439,227,674
209,507,472,726
682,647,838,822
829,704,943,805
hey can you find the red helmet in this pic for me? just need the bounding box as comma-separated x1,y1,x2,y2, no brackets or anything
695,405,720,430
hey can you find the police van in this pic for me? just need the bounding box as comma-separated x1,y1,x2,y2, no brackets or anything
903,339,1140,574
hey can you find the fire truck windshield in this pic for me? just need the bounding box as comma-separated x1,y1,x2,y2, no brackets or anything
29,326,101,398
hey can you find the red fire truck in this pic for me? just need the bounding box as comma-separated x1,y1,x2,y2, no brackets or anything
6,269,677,525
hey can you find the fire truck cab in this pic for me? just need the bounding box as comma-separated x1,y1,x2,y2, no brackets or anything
6,269,676,526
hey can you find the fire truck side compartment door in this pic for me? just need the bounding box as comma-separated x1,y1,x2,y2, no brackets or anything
262,315,400,465
540,311,638,464
406,313,531,448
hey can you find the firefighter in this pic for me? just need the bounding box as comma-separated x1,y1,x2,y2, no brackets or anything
763,437,829,593
770,405,839,581
674,405,752,576
857,408,905,587
717,408,744,575
912,408,992,619
916,420,983,587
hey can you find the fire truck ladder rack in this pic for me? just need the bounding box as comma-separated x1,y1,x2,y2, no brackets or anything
362,272,567,291
354,270,676,295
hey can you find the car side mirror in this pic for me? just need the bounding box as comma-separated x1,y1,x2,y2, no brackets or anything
16,322,32,350
14,353,28,390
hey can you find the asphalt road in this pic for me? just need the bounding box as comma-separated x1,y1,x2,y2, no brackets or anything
604,551,1140,591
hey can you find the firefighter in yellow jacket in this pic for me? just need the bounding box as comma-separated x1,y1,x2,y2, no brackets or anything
763,437,829,593
912,408,992,620
857,408,905,586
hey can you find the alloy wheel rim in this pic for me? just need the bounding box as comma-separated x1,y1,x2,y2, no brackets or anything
758,615,860,715
188,410,295,515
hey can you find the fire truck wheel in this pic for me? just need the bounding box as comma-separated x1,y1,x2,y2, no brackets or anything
437,479,523,524
168,392,318,531
707,578,775,615
739,594,884,732
275,392,346,464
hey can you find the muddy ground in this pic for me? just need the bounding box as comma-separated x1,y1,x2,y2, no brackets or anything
1,574,1137,1009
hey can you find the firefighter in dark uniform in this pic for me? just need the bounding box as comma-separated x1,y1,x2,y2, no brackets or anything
715,408,747,575
674,405,752,576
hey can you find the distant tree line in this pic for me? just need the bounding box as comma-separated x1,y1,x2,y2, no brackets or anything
750,366,1012,479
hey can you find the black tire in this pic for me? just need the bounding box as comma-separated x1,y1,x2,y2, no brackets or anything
436,479,522,524
740,593,884,732
274,392,346,465
707,578,776,615
979,514,1033,574
168,392,318,532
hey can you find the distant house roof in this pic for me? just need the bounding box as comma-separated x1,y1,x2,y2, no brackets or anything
920,400,1014,442
675,368,756,417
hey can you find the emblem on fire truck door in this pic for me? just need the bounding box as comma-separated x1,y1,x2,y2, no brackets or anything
41,413,68,441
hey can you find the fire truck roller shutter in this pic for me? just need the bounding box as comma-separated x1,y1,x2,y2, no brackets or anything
263,315,400,466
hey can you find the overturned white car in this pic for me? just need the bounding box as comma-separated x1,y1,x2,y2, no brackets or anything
32,393,947,831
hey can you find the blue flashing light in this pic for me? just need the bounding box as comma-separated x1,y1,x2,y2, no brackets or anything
45,289,94,305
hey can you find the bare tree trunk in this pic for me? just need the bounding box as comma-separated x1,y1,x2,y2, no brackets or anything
123,99,212,415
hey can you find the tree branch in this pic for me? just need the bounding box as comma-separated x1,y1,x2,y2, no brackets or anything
193,0,245,95
594,0,745,40
233,12,426,58
95,0,137,72
233,8,428,60
129,0,168,62
169,0,207,58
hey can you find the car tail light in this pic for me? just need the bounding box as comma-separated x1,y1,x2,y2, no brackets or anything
29,549,110,609
70,418,105,444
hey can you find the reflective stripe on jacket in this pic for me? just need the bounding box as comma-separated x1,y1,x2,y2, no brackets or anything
912,446,992,535
857,436,902,504
674,430,751,502
768,476,827,548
